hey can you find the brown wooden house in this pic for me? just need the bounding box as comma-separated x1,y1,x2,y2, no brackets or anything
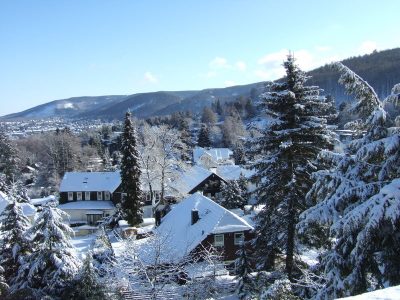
153,192,254,263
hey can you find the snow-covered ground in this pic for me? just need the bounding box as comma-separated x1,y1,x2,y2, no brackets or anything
71,234,96,258
337,285,400,299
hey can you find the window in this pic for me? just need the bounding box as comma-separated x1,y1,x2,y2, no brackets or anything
77,192,82,201
97,192,102,200
85,192,90,200
68,192,73,201
214,234,224,247
234,232,244,245
105,191,111,201
87,214,102,225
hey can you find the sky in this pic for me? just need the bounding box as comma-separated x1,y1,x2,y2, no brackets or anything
0,0,399,116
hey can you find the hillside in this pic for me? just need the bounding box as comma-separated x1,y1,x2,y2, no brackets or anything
2,48,399,121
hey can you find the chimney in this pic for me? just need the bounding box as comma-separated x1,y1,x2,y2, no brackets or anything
191,209,200,225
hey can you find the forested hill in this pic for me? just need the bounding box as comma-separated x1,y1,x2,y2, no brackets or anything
307,47,400,103
2,48,399,121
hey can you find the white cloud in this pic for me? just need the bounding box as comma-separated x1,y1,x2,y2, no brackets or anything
143,71,158,83
224,80,236,87
235,61,247,71
359,40,378,54
209,57,230,69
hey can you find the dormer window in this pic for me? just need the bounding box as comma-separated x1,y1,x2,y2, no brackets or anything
234,232,244,245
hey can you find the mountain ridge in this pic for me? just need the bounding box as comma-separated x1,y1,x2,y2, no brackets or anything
2,48,400,121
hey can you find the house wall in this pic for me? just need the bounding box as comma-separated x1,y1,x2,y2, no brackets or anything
62,208,115,224
59,188,122,205
189,173,226,198
196,230,254,261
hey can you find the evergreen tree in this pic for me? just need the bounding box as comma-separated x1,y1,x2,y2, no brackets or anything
0,129,20,181
0,186,30,288
13,201,80,297
197,124,211,148
0,265,8,298
233,143,246,165
219,180,247,209
247,55,335,279
299,63,400,298
120,111,144,226
235,242,253,300
92,226,115,277
62,252,108,300
179,118,193,162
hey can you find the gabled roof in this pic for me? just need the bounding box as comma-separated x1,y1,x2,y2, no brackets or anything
59,172,121,192
170,165,226,195
152,193,253,262
193,147,233,164
215,165,255,181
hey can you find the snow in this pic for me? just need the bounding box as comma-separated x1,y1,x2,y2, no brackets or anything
59,171,121,192
193,147,233,164
0,191,37,217
170,165,214,194
58,200,115,210
337,285,400,299
216,165,254,181
30,195,56,206
71,234,97,258
135,193,253,263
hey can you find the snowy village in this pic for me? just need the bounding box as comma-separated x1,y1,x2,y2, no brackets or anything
0,2,400,300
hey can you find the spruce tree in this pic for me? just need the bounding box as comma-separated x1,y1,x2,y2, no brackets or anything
235,242,253,299
120,111,144,226
299,64,400,298
13,201,80,297
0,187,30,288
197,124,211,148
62,252,108,300
0,265,8,297
219,180,247,209
0,129,20,181
247,54,335,279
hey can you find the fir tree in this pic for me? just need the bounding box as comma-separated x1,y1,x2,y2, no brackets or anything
233,143,246,165
179,118,193,162
0,185,31,288
92,226,115,276
0,129,20,181
235,242,253,300
247,54,335,279
299,63,400,298
62,252,108,300
0,265,8,298
120,111,144,226
197,124,211,148
219,180,247,209
13,201,80,297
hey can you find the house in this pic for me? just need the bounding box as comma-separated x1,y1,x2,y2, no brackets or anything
170,165,227,199
148,193,254,263
193,147,234,168
58,172,122,232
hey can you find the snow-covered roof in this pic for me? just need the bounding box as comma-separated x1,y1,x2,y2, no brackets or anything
193,147,233,164
170,165,214,195
59,171,121,192
153,193,253,262
215,165,255,181
0,191,37,217
58,200,115,210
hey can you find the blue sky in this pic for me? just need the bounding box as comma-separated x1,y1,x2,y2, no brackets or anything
0,0,399,116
